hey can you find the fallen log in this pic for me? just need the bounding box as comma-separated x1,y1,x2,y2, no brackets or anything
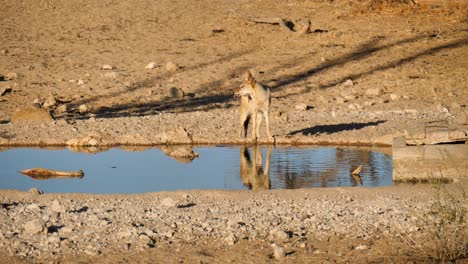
19,168,84,180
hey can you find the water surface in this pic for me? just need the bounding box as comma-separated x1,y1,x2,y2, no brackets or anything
0,146,392,194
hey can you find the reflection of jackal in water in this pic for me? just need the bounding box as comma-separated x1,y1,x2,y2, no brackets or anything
240,145,271,190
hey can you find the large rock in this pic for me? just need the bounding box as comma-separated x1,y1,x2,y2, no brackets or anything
11,108,53,122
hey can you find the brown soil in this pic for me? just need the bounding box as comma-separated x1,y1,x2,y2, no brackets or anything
0,0,467,262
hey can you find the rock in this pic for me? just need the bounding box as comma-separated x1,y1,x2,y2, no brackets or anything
355,244,368,250
50,200,65,213
342,79,354,87
160,146,199,163
23,219,45,235
335,97,345,104
365,88,382,96
42,96,57,108
161,197,177,207
28,187,43,195
389,93,400,101
12,108,53,122
271,243,285,259
0,86,12,96
102,64,113,70
103,71,119,79
295,103,308,111
55,104,68,114
272,229,289,241
145,62,157,69
5,72,17,80
26,203,40,211
77,79,85,85
117,230,133,238
168,87,184,98
159,127,193,144
165,62,178,72
78,104,88,114
224,234,237,246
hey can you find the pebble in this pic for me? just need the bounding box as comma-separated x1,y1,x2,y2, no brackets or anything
42,96,57,108
165,62,178,72
145,62,157,69
355,244,368,250
342,79,354,87
271,243,285,259
295,103,308,111
168,87,184,98
365,88,382,96
389,93,400,101
78,104,88,114
0,86,12,96
77,79,85,85
50,200,65,213
161,197,177,207
103,71,119,79
102,64,113,70
23,220,45,235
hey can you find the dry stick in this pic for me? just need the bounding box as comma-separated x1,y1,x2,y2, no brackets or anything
229,10,310,34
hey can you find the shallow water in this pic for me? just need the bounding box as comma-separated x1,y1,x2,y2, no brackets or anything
0,146,392,194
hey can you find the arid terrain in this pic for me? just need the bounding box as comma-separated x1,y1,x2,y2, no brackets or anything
0,0,467,262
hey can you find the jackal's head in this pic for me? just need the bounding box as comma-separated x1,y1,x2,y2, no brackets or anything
234,70,256,98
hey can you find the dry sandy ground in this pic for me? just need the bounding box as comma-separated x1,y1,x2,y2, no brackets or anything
0,0,467,262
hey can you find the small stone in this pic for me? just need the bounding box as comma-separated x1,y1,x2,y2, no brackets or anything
335,97,345,104
166,62,178,72
102,64,113,70
295,103,308,111
271,243,285,259
145,62,157,69
5,72,17,80
43,96,57,108
390,93,400,101
103,71,119,79
272,229,289,241
0,49,7,54
355,244,368,250
365,88,382,96
342,79,354,87
55,104,68,114
78,104,88,114
168,87,184,98
23,219,45,235
50,200,65,213
224,234,237,246
28,187,43,195
0,86,12,96
26,203,40,211
77,79,85,85
161,197,176,207
299,242,306,248
117,230,133,238
348,104,358,110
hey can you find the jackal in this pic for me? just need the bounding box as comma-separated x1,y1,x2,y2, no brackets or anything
234,70,273,142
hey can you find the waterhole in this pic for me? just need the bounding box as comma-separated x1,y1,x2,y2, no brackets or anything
0,146,392,194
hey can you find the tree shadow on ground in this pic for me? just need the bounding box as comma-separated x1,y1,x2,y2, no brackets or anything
289,120,386,136
60,35,467,120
